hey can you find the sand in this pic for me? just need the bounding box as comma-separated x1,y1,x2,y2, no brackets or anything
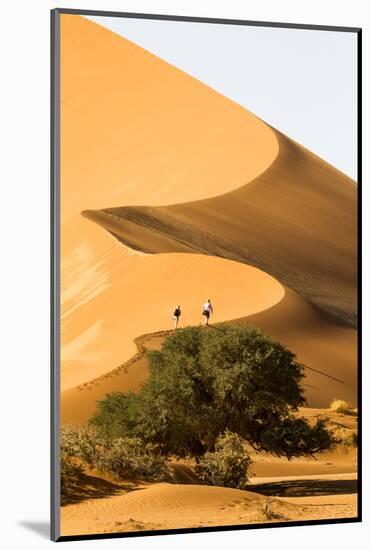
59,14,358,537
60,13,282,392
60,14,278,223
60,471,357,537
61,288,356,425
87,129,356,327
60,405,357,536
61,222,284,391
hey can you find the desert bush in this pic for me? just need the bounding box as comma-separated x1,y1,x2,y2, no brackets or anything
195,431,251,488
61,425,102,465
330,399,352,414
60,426,169,483
92,437,170,481
330,426,358,447
60,452,83,505
60,426,96,505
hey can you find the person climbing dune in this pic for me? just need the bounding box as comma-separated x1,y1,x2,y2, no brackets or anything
173,305,181,329
202,299,213,326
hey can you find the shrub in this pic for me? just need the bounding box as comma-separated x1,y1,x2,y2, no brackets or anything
91,437,170,481
60,425,170,494
60,425,98,505
60,452,84,505
330,399,352,414
90,325,333,459
330,426,358,447
61,425,102,465
195,431,251,488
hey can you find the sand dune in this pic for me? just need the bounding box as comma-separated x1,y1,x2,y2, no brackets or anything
61,331,168,425
62,284,356,425
61,14,356,399
84,129,357,327
59,13,358,538
233,288,357,407
60,13,284,392
60,406,357,536
60,472,356,537
60,482,282,536
60,14,278,223
61,222,283,392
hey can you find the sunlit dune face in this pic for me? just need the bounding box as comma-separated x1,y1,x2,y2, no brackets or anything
59,14,282,391
60,14,278,223
60,215,284,391
59,15,356,405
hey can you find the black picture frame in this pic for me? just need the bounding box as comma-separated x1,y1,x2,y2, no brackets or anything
51,8,362,542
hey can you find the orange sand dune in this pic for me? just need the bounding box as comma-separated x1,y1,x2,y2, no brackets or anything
62,285,356,426
60,482,283,536
60,13,284,392
59,13,358,538
60,14,356,416
61,215,284,392
60,475,356,537
60,14,278,223
233,288,357,408
60,407,357,536
86,129,357,326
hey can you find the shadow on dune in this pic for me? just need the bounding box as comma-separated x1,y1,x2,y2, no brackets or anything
249,478,357,498
62,471,143,506
168,463,202,484
83,131,357,327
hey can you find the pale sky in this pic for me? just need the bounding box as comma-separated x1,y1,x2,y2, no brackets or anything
86,15,358,180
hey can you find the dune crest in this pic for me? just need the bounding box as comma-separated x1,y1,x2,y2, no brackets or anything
60,14,285,391
59,14,358,535
84,130,357,327
60,14,278,223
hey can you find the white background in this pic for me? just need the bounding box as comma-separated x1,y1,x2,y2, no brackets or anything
0,0,368,548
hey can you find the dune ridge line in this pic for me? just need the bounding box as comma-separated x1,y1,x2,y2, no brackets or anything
83,130,356,327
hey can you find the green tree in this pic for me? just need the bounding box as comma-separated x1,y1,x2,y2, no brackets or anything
89,325,333,459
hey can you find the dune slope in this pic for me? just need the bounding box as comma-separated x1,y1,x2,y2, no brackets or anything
61,13,356,424
61,216,284,392
84,130,357,327
60,476,356,536
59,16,358,536
62,285,356,426
60,14,278,222
60,14,284,391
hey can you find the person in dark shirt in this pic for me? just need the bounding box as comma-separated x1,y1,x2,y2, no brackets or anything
173,305,181,329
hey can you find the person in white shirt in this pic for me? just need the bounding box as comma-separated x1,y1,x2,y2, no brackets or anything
202,299,213,325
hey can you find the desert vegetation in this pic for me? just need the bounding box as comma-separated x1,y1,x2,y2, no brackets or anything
60,326,360,498
60,425,169,505
89,326,333,458
330,399,354,415
195,430,252,489
61,326,339,501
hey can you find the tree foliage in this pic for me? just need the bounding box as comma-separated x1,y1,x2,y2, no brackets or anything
89,325,333,459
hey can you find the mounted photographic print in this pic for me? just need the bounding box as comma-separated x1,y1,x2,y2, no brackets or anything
51,8,361,542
